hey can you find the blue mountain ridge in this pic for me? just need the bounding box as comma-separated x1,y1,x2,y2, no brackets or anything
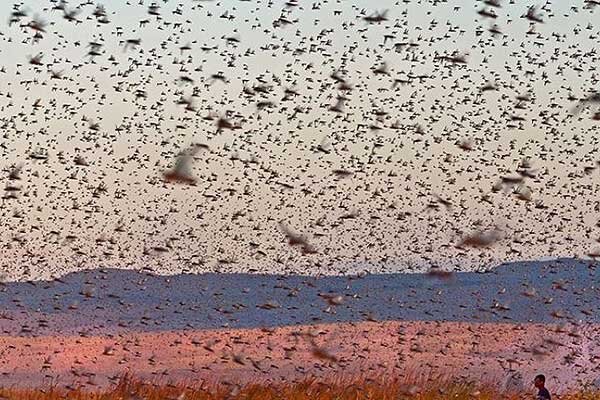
0,258,597,335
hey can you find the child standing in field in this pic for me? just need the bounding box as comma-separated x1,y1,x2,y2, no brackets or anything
534,374,551,400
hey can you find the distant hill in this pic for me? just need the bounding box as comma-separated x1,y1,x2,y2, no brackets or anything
0,258,598,336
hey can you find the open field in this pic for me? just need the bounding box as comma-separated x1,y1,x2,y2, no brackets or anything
1,373,600,400
1,320,598,391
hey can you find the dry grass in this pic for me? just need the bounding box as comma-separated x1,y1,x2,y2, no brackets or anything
0,374,599,400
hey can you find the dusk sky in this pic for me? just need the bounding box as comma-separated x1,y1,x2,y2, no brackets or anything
1,0,600,281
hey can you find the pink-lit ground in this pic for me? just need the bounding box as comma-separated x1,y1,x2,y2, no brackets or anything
1,321,597,391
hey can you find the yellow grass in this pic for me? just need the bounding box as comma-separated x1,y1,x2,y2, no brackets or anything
0,374,598,400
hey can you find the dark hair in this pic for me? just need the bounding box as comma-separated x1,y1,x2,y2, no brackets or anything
535,374,545,383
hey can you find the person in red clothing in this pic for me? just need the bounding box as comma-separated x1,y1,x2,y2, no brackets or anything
534,374,551,400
